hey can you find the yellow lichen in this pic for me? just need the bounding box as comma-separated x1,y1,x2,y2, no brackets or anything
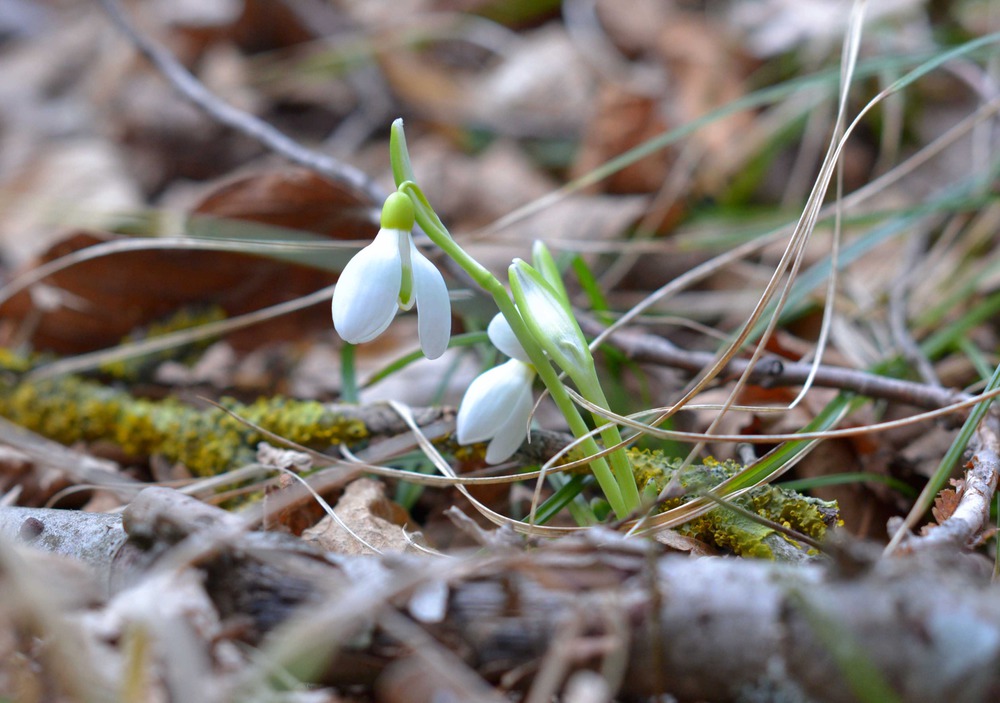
0,368,367,477
0,348,840,553
625,448,840,558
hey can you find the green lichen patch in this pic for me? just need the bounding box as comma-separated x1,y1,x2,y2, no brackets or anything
0,371,366,477
627,449,841,558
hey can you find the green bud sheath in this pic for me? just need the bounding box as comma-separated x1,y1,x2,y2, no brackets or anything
531,240,571,309
389,118,417,187
509,259,593,380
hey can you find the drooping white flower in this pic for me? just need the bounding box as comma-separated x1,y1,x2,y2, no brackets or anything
332,192,451,359
457,358,535,464
457,313,535,463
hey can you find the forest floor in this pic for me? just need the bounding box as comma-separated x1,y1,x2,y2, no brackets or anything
1,1,1000,701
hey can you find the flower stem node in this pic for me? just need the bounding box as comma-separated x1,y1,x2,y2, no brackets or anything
331,192,451,359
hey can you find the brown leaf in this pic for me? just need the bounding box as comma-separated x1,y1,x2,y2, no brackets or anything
653,528,716,556
148,0,315,59
573,84,676,196
575,7,756,196
301,478,415,556
654,13,756,192
378,47,467,126
191,167,376,239
929,478,965,527
0,168,376,354
469,25,593,134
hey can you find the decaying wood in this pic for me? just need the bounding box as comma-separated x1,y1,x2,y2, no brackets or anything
3,487,1000,702
0,504,125,595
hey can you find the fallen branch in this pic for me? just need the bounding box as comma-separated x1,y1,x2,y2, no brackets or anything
3,488,999,702
897,416,1000,552
582,317,971,411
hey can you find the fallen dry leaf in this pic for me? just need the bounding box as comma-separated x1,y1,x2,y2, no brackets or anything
470,23,594,135
572,84,675,195
928,477,967,529
302,477,415,556
652,528,715,556
0,139,142,268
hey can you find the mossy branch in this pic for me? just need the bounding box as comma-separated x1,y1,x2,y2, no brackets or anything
0,356,839,559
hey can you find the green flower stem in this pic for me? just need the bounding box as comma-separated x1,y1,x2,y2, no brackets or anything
398,181,628,518
526,341,626,517
511,325,637,516
574,373,641,512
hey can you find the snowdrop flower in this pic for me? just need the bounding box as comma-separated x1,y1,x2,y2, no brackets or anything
457,314,536,464
332,192,451,359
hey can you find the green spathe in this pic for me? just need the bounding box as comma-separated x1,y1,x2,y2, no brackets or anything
531,241,570,308
509,259,593,381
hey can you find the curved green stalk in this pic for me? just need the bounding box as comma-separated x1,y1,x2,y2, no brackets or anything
573,374,641,511
396,179,629,518
390,120,640,518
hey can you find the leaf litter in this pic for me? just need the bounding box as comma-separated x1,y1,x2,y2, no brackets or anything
1,0,1000,700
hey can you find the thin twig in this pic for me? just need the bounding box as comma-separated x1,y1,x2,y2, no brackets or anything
96,0,386,206
580,317,971,411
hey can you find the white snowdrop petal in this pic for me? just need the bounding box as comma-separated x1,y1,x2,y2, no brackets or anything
332,229,402,344
410,240,452,360
487,313,530,363
484,382,533,464
456,366,509,444
456,360,531,445
352,306,397,344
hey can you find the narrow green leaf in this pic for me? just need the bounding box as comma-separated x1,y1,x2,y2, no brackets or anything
339,343,358,403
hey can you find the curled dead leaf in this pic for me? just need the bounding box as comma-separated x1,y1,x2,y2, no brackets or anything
926,478,966,531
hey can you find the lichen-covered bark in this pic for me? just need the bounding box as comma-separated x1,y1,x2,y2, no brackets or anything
633,453,840,558
0,371,367,476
